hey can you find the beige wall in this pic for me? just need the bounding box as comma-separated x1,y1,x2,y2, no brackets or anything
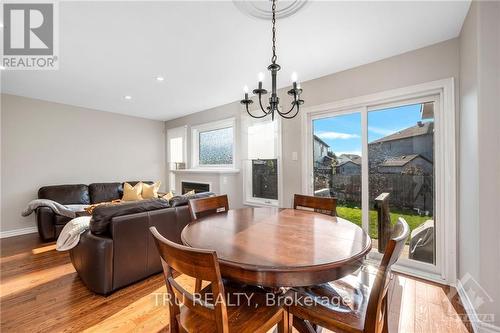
166,38,460,208
459,1,500,328
0,94,166,235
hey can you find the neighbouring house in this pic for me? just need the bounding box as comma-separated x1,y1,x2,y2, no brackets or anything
313,135,334,193
313,135,332,167
367,121,435,213
368,121,434,163
378,154,433,175
335,154,361,175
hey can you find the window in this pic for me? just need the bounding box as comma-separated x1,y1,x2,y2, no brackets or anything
167,126,187,192
191,118,236,168
303,79,457,283
242,116,281,206
199,127,233,165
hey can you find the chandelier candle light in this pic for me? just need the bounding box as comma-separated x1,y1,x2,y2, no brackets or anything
240,0,304,120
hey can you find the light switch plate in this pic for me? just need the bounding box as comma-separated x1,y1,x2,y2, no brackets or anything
292,152,298,161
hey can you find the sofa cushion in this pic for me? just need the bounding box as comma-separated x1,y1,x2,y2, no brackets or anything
54,214,72,226
89,182,122,204
90,198,170,235
38,184,90,205
142,181,161,199
125,181,153,188
122,182,144,201
169,191,216,207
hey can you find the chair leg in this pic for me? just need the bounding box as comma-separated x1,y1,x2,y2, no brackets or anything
169,316,180,333
293,316,317,333
194,279,202,293
382,297,389,333
277,310,291,333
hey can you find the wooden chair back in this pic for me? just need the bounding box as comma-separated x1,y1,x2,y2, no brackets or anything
364,218,410,333
150,226,229,333
293,194,337,216
188,194,229,220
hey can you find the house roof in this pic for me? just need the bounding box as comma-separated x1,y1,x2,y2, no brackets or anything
379,154,430,167
338,160,361,167
337,154,361,166
370,122,434,144
313,135,330,148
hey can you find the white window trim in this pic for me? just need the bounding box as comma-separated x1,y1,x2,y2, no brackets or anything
166,125,188,193
241,114,283,207
300,78,457,285
191,117,237,170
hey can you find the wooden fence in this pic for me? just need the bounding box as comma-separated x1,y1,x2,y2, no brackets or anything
327,173,433,213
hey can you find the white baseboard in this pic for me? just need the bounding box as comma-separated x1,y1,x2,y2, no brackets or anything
456,279,500,333
0,226,38,239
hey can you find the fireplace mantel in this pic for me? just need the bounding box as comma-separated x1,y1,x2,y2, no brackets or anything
171,168,240,175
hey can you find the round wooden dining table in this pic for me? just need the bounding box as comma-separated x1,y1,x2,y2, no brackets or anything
181,207,372,288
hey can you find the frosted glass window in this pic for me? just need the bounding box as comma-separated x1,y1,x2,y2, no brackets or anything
199,127,233,165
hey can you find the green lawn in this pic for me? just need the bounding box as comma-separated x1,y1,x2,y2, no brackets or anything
336,205,430,240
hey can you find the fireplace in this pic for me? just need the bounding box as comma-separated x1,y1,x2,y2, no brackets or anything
181,181,210,194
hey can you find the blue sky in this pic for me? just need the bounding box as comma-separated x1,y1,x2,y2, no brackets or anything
313,104,429,156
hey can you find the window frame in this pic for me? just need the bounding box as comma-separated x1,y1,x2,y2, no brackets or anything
301,78,456,285
191,117,237,169
241,114,283,207
166,125,188,193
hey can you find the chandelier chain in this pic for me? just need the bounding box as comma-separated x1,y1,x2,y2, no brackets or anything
271,0,277,64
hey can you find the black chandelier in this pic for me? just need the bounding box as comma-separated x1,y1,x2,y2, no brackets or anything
240,0,304,120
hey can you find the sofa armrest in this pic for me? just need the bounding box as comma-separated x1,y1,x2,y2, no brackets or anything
36,207,56,241
69,231,114,295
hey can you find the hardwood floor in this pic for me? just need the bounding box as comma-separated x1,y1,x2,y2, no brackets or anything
0,233,472,333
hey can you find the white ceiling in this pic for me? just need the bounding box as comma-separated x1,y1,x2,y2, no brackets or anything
1,1,470,121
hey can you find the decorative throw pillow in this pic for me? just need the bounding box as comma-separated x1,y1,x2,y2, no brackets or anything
122,182,143,201
185,190,196,196
162,191,174,201
142,181,161,199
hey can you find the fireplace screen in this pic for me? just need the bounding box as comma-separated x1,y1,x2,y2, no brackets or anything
181,182,210,194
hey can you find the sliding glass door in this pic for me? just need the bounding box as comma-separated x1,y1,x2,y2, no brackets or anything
368,102,436,265
309,95,442,277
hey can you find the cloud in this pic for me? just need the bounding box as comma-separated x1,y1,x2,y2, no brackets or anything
335,151,362,157
368,126,397,136
316,131,359,140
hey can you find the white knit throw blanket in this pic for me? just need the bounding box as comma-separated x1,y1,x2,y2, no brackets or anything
56,216,91,251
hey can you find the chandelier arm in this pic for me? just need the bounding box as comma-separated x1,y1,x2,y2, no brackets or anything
277,104,300,119
258,93,270,115
246,103,269,119
279,97,299,115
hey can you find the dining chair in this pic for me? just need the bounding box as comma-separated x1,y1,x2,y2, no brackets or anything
188,194,230,292
293,194,337,216
150,226,289,333
288,218,410,333
188,194,229,220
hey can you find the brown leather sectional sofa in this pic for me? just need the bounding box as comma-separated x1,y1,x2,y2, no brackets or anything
36,182,214,295
37,181,153,241
70,196,212,295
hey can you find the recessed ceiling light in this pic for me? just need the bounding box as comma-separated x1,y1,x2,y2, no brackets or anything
156,76,165,82
124,95,132,100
